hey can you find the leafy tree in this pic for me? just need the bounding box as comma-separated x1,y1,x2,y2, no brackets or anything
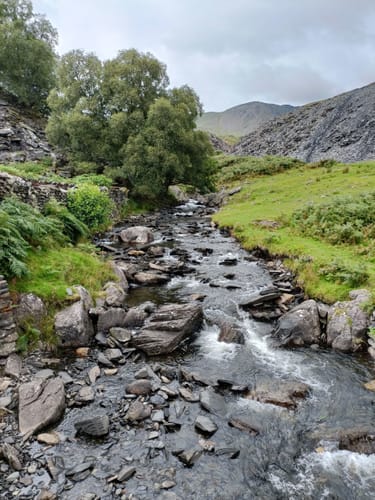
0,0,57,111
123,88,214,200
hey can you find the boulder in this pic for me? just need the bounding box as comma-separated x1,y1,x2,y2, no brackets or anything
123,302,155,328
54,286,94,347
119,226,154,245
18,377,65,435
131,303,203,355
327,289,371,352
14,293,46,326
248,380,310,409
273,300,322,347
103,281,126,308
96,307,127,333
110,262,129,290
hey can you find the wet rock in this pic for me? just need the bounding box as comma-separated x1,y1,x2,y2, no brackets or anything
249,380,310,409
96,307,127,333
97,352,114,367
123,303,155,327
126,379,152,396
274,300,322,347
311,426,375,455
195,415,218,435
126,401,152,422
218,322,245,344
134,272,169,285
74,414,110,437
120,226,154,245
219,253,238,265
200,387,227,416
4,353,22,379
148,245,165,257
88,365,101,384
66,459,95,481
215,445,240,458
152,410,165,422
37,432,60,445
104,348,123,362
116,465,136,482
179,387,199,402
110,327,132,343
327,289,371,352
76,386,95,404
176,447,202,466
240,287,281,307
54,286,94,347
0,443,23,470
103,282,126,308
228,416,260,435
132,303,203,355
18,377,65,435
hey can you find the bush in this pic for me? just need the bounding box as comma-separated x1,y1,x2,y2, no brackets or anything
43,199,89,243
67,184,114,232
291,193,375,245
72,174,113,188
319,260,369,287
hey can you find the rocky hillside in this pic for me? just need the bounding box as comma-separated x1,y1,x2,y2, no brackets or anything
197,101,295,137
233,82,375,162
0,92,52,163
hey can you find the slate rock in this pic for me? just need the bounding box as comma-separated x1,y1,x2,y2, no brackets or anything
4,353,22,379
103,282,126,308
96,307,127,333
195,415,218,435
126,401,152,422
132,303,203,355
18,377,65,435
200,387,227,416
126,379,152,396
74,414,110,437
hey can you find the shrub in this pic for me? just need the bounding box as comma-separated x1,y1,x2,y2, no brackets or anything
72,174,113,188
67,184,114,232
319,260,369,287
43,199,89,243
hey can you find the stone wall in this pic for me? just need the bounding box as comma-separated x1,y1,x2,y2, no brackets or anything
0,172,128,216
0,276,17,357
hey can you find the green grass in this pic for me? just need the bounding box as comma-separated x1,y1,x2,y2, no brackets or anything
12,245,115,305
0,160,71,184
213,157,375,303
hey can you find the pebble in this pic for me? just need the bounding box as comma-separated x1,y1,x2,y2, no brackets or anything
195,415,218,435
37,432,60,445
116,465,136,482
126,379,152,396
88,365,101,384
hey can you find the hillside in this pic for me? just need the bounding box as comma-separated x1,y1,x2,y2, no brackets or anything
232,82,375,162
196,101,295,137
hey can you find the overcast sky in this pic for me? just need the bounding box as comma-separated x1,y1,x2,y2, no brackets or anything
33,0,375,112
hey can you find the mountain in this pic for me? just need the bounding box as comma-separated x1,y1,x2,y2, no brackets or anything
197,102,296,138
232,83,375,163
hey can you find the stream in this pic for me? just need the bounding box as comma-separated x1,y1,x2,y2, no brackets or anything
2,200,375,499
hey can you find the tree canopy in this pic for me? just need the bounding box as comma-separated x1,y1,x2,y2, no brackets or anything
0,0,57,111
47,49,214,199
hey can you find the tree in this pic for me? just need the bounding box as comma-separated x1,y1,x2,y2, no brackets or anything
0,0,57,111
122,88,214,200
46,50,105,162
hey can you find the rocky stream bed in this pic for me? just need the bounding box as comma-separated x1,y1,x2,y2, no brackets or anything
1,200,375,499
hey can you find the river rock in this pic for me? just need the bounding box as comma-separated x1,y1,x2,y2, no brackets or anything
273,300,322,347
54,286,94,347
126,401,152,422
110,327,132,343
123,302,155,327
119,226,154,245
195,415,218,435
74,414,110,437
240,287,281,307
249,380,310,408
110,262,129,290
131,303,203,355
126,379,152,396
18,377,65,435
228,416,260,435
4,353,22,379
75,386,95,404
177,447,202,466
96,307,127,333
103,282,126,308
327,289,371,352
0,443,23,470
117,465,136,482
200,387,227,416
133,272,169,285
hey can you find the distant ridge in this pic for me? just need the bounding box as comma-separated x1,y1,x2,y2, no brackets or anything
232,82,375,163
197,101,296,138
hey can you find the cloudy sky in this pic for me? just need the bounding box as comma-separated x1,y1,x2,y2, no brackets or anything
33,0,375,112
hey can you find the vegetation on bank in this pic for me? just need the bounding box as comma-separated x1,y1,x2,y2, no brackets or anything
213,155,375,303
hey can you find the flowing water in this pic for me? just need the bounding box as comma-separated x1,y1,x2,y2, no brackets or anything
16,201,375,499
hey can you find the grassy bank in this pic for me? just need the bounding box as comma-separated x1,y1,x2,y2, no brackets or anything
213,156,375,303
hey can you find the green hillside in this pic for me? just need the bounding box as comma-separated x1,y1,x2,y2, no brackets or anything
213,156,375,303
